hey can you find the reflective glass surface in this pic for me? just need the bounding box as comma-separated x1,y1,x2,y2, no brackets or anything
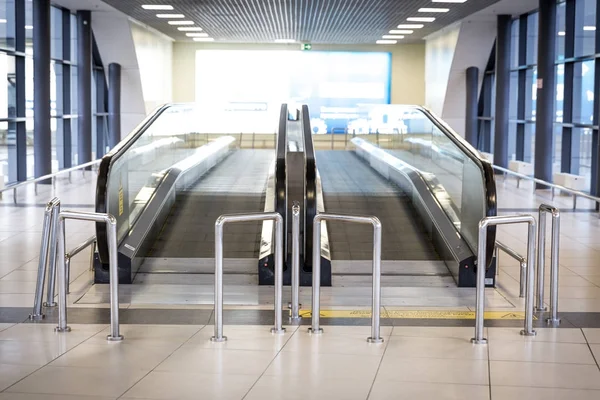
575,0,596,57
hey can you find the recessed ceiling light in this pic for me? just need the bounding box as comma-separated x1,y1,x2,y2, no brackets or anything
186,32,209,37
418,8,449,13
397,24,424,29
584,26,596,31
156,14,184,18
168,20,194,25
25,25,33,30
558,31,566,36
193,37,215,42
178,27,203,31
142,5,174,10
407,17,436,22
0,19,6,23
382,35,405,39
390,30,413,34
376,40,397,44
275,39,295,43
432,0,467,3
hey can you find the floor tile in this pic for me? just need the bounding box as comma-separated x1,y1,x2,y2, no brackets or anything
0,394,115,400
186,324,294,352
490,360,600,389
121,371,256,400
282,330,387,356
376,357,489,385
391,326,480,339
488,327,586,343
86,324,202,350
0,323,106,343
264,351,382,381
491,386,600,400
49,342,175,370
244,375,372,400
583,328,600,344
0,340,76,366
6,365,148,397
384,336,487,360
489,340,596,364
0,364,38,391
156,345,275,375
369,381,490,400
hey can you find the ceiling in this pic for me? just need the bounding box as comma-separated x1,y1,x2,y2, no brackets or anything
99,0,504,44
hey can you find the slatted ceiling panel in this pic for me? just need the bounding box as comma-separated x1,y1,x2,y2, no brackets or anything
101,0,503,44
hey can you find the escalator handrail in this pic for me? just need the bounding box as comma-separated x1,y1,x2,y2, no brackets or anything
412,105,497,268
301,105,317,267
276,104,288,237
95,103,178,264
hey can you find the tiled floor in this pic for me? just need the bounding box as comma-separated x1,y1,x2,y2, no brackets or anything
2,173,600,397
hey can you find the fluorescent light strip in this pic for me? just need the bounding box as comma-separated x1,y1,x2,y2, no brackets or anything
178,27,203,31
275,39,295,43
376,40,397,44
584,26,596,31
390,30,413,34
558,31,566,36
186,33,209,37
418,8,449,13
25,25,33,30
397,24,424,29
142,5,174,10
382,35,404,39
0,19,6,23
432,0,467,3
407,17,436,22
156,14,184,18
168,20,194,25
193,37,215,42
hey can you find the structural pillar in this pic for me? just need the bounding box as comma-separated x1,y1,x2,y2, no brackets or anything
77,10,92,165
465,66,479,148
108,63,122,149
33,0,51,179
494,15,512,170
534,0,557,187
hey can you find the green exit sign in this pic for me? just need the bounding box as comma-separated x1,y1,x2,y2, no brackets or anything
301,43,312,51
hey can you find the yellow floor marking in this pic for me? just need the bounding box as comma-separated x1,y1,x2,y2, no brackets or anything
298,310,533,320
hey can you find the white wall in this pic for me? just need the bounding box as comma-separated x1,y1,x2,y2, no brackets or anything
172,42,426,106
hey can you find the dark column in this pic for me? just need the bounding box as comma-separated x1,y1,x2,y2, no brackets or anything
494,15,512,169
14,0,26,181
77,10,92,165
33,0,51,180
534,0,557,187
108,63,121,149
465,67,479,148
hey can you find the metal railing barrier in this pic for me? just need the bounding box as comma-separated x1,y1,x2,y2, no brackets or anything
65,236,97,294
536,204,561,325
29,197,61,320
473,215,537,344
495,241,527,298
55,210,123,341
212,212,285,342
309,213,383,343
290,203,301,321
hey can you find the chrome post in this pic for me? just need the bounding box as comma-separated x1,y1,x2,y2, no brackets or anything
535,208,547,312
521,218,537,337
106,215,123,341
309,216,324,335
89,239,97,271
29,198,59,320
367,218,383,344
13,187,16,203
494,246,499,277
540,205,561,326
290,203,301,321
472,219,489,344
44,200,61,307
65,257,71,294
519,261,526,298
573,194,577,210
54,215,70,332
212,212,285,342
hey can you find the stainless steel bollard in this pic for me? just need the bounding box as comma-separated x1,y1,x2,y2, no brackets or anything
55,215,70,333
535,209,548,312
212,212,285,342
30,197,60,320
44,200,61,307
290,203,301,321
473,215,537,344
539,205,561,325
309,213,383,343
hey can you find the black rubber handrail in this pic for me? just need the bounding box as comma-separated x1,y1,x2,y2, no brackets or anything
301,105,317,269
276,104,288,242
415,106,497,269
95,104,180,264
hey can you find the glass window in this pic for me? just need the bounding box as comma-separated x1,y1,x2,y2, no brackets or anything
553,125,562,174
525,123,536,164
509,71,518,119
71,66,77,114
556,1,566,60
0,0,15,49
508,122,517,160
573,60,595,124
0,53,15,184
555,65,564,123
25,0,32,52
526,12,539,65
525,68,537,120
575,0,596,57
51,6,62,60
510,19,519,69
70,14,77,63
574,127,593,189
